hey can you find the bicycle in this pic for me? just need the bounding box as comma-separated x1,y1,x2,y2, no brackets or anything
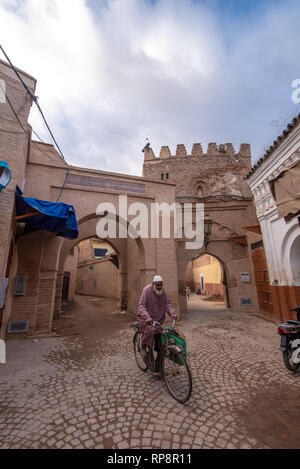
132,319,192,403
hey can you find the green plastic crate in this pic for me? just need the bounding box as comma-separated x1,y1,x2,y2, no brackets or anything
161,330,187,365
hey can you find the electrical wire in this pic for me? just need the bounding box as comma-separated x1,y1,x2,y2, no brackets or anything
31,128,48,144
0,44,70,201
55,167,70,203
1,81,54,159
0,80,28,135
0,44,66,161
30,130,57,159
1,81,70,199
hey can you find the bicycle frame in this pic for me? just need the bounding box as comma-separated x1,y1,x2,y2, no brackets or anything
132,318,179,362
156,319,176,344
132,318,192,402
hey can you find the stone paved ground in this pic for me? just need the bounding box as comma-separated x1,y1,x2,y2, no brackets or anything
1,294,300,449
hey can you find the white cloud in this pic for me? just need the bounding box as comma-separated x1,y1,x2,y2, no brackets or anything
1,0,300,176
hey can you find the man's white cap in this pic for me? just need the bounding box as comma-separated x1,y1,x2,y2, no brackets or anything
153,275,163,283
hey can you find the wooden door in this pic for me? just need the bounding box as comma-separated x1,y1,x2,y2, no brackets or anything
251,243,274,316
0,241,14,328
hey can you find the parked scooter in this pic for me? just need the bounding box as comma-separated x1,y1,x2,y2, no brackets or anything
277,305,300,372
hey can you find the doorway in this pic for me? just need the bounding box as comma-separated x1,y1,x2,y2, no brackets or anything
62,272,70,304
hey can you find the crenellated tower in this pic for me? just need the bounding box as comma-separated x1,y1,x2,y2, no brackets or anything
142,141,258,315
143,142,252,199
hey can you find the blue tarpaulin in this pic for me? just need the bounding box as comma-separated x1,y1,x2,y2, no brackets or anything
0,161,12,192
15,186,78,240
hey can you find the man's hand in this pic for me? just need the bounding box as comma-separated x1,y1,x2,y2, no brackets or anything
146,319,152,325
153,322,163,334
172,314,177,321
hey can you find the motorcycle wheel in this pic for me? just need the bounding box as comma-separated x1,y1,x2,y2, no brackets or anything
282,343,300,372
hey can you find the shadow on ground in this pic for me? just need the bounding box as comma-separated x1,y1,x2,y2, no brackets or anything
53,295,132,338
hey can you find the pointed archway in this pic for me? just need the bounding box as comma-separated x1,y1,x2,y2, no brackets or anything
54,212,146,324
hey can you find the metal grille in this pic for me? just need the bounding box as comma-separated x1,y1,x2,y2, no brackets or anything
94,248,108,258
14,275,27,296
8,320,29,333
240,298,252,306
251,241,263,250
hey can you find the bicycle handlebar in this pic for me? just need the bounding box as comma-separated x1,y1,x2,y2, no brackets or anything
152,318,176,331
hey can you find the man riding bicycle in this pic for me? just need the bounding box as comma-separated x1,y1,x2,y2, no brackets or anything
134,276,192,402
138,275,177,353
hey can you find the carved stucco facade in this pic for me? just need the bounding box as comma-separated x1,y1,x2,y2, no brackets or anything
247,122,300,321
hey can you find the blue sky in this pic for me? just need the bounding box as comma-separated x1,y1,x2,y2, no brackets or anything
216,0,281,15
1,0,300,175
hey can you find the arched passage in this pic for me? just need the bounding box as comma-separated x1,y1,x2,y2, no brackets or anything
63,237,120,306
54,212,146,325
184,251,229,304
290,235,300,286
3,155,180,339
281,221,300,286
176,231,255,316
52,235,123,337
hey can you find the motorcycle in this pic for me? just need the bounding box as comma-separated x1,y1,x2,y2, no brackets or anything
277,305,300,372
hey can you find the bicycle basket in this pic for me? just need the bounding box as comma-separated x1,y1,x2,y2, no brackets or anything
161,330,187,365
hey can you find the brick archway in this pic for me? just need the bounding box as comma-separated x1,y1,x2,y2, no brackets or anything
185,252,230,306
177,233,257,315
55,212,147,320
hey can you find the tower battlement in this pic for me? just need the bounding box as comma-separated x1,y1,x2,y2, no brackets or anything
142,141,252,199
143,143,251,162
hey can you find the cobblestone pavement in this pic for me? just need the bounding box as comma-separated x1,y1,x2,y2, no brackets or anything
1,295,300,449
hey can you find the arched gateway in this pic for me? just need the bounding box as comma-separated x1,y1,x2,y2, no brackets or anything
3,139,260,338
143,142,260,316
4,143,179,336
0,59,260,342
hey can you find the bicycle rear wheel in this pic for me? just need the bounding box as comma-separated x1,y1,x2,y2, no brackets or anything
133,331,148,372
161,346,192,403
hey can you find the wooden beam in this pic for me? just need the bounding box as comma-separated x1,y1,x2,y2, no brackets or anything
14,211,39,221
227,235,248,246
241,224,262,234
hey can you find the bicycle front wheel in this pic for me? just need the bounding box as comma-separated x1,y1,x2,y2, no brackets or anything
161,346,192,403
133,331,148,372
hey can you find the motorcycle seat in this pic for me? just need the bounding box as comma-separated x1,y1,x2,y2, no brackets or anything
287,320,300,325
